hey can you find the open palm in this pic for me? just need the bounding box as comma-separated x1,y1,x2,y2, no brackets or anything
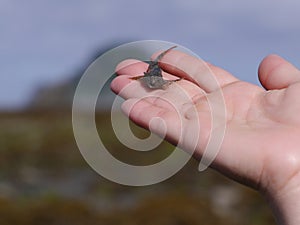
111,50,300,224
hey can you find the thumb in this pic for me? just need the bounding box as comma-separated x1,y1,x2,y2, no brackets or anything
258,54,300,90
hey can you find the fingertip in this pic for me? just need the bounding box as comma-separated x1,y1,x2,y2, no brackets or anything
110,75,131,94
115,59,142,74
258,54,284,78
110,76,120,94
258,54,300,90
258,54,281,88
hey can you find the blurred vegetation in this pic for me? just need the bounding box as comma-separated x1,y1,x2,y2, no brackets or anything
0,110,275,225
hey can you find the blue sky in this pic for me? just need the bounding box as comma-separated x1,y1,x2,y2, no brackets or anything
1,0,300,109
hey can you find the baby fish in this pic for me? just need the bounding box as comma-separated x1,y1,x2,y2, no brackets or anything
131,46,181,89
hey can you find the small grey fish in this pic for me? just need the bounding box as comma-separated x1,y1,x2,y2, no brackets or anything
131,46,181,89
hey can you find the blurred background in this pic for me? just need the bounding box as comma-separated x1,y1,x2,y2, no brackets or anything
1,0,299,224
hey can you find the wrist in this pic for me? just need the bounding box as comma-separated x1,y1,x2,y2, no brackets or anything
260,172,300,225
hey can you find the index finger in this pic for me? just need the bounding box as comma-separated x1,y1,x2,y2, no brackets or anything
156,50,238,92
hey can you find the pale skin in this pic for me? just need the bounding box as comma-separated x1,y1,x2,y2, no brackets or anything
111,49,300,225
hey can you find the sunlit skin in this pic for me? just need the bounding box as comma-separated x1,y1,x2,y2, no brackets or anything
111,49,300,225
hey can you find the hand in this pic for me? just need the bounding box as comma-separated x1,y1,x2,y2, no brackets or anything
111,49,300,225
